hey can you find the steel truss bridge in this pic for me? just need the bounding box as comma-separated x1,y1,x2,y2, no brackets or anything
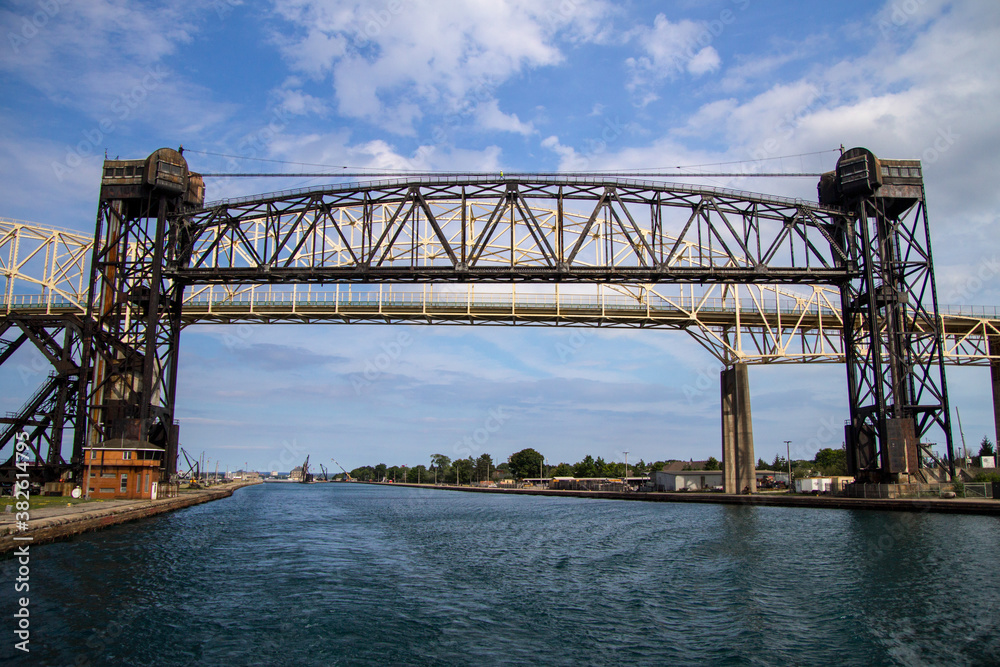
2,148,998,492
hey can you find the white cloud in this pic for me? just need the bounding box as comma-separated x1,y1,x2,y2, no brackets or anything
625,13,722,98
271,0,614,133
474,100,534,136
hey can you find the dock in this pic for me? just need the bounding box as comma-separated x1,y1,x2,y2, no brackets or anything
380,483,1000,516
0,480,261,554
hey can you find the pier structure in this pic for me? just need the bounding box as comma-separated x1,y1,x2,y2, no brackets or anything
2,148,999,492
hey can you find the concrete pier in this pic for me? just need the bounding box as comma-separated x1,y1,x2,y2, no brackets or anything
721,363,756,494
0,480,260,554
991,335,1000,446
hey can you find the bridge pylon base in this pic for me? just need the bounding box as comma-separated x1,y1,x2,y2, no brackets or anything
722,363,756,494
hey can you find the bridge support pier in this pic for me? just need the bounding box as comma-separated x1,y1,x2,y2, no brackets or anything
991,336,1000,447
721,363,756,494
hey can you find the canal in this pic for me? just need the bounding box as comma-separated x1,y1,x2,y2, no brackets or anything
4,482,998,665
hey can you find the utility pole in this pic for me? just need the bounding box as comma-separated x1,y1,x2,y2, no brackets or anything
784,441,792,492
623,451,629,490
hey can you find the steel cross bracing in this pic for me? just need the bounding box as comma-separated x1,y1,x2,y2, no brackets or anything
3,221,997,366
0,167,996,486
175,176,852,285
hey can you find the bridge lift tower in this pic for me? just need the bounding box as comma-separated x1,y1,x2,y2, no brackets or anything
820,148,954,482
77,148,205,482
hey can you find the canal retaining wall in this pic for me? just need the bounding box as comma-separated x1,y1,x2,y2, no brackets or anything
0,481,261,554
379,483,1000,515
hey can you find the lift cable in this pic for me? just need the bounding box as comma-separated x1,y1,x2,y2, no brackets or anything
199,171,824,178
185,147,836,179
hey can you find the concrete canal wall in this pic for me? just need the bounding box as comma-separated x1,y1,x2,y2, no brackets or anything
0,481,261,555
380,483,1000,516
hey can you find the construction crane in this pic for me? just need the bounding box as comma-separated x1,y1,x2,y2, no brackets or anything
319,463,329,482
179,447,200,486
331,458,354,481
300,455,314,483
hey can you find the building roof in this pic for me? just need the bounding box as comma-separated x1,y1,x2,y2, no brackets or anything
660,460,711,472
86,438,165,452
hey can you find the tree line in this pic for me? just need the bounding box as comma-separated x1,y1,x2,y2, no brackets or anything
344,437,997,484
346,448,664,484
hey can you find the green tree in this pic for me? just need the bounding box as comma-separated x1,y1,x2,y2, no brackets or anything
605,461,625,477
814,448,847,475
756,458,769,471
474,453,493,482
704,456,720,471
407,464,427,483
350,466,374,481
430,454,451,483
573,455,597,478
453,457,474,484
772,454,787,471
979,436,995,457
594,456,608,477
509,448,544,480
551,462,574,477
374,463,387,481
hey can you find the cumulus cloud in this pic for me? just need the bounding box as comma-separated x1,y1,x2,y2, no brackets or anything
270,0,614,133
625,13,723,100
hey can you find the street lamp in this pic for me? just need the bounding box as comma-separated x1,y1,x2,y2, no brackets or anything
784,440,792,492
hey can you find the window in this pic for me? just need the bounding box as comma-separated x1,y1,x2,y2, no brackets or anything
122,451,132,460
90,450,98,460
101,472,116,478
120,474,128,493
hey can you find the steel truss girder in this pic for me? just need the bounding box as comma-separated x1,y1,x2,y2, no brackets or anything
174,177,853,286
0,217,90,311
0,314,84,484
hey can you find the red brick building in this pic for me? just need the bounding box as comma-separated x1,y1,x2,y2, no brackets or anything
82,441,165,500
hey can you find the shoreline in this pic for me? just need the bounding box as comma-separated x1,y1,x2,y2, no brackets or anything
375,482,1000,515
0,480,261,555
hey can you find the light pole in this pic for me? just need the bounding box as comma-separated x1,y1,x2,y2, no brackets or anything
784,441,792,492
623,451,629,490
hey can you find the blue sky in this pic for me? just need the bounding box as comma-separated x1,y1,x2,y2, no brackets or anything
1,0,998,471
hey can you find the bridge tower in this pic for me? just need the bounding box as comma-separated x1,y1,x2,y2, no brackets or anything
76,148,203,482
820,148,954,483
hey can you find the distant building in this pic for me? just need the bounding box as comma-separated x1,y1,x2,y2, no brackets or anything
289,466,304,482
82,441,164,500
659,460,710,472
652,470,723,491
